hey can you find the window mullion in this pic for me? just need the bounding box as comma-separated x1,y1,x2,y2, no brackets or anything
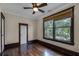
53,20,55,40
55,26,70,28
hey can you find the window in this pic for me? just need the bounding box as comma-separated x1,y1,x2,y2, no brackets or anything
44,20,53,39
54,18,71,42
43,7,74,45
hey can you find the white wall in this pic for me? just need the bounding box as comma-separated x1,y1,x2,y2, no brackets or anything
4,13,36,44
33,20,38,39
37,4,79,53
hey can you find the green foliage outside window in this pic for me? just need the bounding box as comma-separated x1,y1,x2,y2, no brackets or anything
44,18,71,42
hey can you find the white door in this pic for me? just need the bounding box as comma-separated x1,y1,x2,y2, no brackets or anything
20,25,27,45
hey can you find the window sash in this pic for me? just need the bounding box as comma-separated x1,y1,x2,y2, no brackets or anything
44,20,53,39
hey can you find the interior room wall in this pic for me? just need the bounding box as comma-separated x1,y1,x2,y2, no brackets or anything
4,13,36,44
33,20,38,39
37,4,79,53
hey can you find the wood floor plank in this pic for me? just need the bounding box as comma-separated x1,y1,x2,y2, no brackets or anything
3,43,63,56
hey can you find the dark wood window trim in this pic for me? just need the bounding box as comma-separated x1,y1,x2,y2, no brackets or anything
43,7,74,45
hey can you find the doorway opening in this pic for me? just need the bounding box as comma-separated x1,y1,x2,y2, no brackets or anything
19,23,28,53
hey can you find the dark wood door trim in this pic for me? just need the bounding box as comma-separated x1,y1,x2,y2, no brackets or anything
0,12,5,56
19,23,28,46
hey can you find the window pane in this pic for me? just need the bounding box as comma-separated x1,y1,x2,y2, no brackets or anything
55,27,71,42
55,18,71,27
44,20,53,39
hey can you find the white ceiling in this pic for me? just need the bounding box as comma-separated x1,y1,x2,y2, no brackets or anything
0,3,69,20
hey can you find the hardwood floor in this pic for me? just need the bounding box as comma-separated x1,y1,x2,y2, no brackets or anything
3,43,63,56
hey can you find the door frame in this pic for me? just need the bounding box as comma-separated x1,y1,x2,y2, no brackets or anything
0,12,5,55
19,23,28,45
